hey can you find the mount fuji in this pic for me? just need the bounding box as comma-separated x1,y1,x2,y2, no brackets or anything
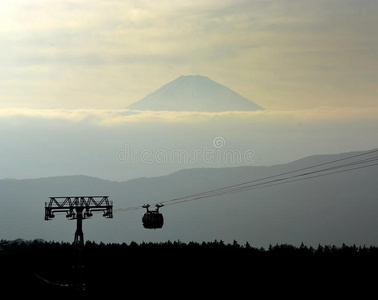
127,75,264,112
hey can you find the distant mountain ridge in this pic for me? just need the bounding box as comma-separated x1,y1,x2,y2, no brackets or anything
1,150,377,247
127,75,264,111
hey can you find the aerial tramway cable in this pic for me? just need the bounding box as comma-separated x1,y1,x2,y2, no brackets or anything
114,149,378,213
5,150,376,237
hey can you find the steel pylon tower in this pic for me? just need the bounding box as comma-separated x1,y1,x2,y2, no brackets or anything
45,196,113,246
44,196,113,291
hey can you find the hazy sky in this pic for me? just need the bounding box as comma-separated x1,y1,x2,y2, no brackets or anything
1,0,378,110
1,0,378,180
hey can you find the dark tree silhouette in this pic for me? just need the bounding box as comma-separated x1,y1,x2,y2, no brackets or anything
0,239,377,298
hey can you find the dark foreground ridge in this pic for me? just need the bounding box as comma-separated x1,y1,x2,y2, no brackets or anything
1,239,377,298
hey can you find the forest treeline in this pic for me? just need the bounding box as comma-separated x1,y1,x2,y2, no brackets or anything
1,239,378,298
2,238,378,255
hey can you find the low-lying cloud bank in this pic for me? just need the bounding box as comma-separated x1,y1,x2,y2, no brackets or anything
1,107,378,125
1,107,377,181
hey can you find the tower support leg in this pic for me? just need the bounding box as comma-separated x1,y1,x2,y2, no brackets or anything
74,208,84,247
73,207,85,291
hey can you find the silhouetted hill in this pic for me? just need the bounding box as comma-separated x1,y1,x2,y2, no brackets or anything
0,150,377,247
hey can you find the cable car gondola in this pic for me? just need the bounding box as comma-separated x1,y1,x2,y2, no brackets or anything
142,204,164,229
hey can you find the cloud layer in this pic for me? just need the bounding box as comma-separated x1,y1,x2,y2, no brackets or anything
1,0,378,110
1,107,378,125
0,107,377,181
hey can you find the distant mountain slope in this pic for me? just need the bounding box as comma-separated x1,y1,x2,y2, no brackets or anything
1,150,377,247
127,75,264,111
